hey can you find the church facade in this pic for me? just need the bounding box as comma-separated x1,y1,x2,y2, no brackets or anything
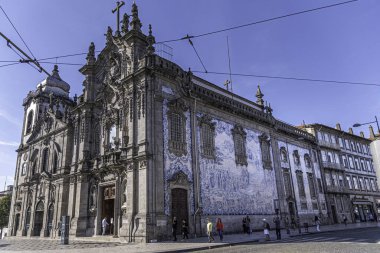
8,3,328,242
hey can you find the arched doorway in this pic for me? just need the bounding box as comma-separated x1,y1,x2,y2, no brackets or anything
46,204,54,237
14,213,20,236
34,201,44,236
171,188,188,234
25,206,31,235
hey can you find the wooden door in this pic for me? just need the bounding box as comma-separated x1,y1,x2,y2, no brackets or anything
171,188,188,234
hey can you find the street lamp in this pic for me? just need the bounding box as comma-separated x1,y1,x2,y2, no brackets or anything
353,116,380,134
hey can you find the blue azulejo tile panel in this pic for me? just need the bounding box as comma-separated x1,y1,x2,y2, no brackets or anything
198,116,277,215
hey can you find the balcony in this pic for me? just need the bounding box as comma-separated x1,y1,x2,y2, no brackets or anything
101,151,122,167
322,161,344,170
318,140,340,150
326,185,347,193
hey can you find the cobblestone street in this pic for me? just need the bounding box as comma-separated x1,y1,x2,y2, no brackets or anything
0,222,378,252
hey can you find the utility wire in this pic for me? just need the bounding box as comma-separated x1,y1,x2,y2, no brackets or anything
192,70,380,87
0,5,36,59
156,0,359,44
187,37,208,73
1,59,378,87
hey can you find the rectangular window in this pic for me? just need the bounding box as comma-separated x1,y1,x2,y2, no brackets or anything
346,176,352,189
353,177,359,190
366,161,371,172
354,158,359,170
345,140,350,150
283,170,292,198
312,203,318,210
361,160,365,171
343,156,348,168
296,172,306,197
371,179,376,191
338,175,344,187
339,138,344,148
301,202,308,210
349,157,354,169
317,178,323,193
359,178,364,190
307,173,316,198
325,172,331,186
351,142,356,151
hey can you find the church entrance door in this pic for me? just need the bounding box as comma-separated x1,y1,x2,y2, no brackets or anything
34,201,44,236
14,213,20,236
102,186,115,235
171,188,188,234
46,204,54,237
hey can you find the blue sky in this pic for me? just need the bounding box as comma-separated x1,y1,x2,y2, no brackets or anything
0,0,379,185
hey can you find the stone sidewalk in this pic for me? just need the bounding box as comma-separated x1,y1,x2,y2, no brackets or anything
1,222,379,252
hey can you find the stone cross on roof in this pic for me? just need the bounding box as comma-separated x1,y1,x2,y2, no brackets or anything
112,1,125,36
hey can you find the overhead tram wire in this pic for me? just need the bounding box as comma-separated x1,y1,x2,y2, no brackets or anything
187,37,208,73
156,0,359,44
192,70,380,87
0,5,37,60
2,59,378,88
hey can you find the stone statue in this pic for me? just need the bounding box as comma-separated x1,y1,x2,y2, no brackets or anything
121,13,129,34
105,26,113,46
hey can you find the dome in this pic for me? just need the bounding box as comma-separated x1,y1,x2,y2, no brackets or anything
37,65,70,96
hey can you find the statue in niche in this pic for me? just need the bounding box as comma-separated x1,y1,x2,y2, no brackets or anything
110,57,120,77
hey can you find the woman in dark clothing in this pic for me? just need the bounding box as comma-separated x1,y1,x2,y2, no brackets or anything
181,219,189,240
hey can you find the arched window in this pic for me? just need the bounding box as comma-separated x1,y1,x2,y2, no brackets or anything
32,159,38,175
25,110,34,134
293,150,300,165
231,125,247,166
52,151,58,174
42,148,49,172
304,154,311,168
200,116,216,159
280,147,288,162
21,163,27,176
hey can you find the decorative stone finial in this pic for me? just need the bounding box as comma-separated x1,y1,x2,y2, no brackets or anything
146,24,156,55
86,42,96,64
121,13,129,34
256,85,264,106
105,26,113,46
51,65,62,80
130,2,142,31
348,128,354,134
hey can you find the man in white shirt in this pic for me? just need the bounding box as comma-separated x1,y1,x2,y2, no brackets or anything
102,217,109,235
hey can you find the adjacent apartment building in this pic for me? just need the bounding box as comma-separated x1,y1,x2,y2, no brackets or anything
300,124,380,224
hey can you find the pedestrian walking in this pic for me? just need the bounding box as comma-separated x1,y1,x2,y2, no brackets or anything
110,217,114,235
207,218,215,243
291,217,296,230
285,216,290,235
242,217,247,234
246,215,251,235
172,217,178,241
273,216,281,240
216,218,224,241
102,217,109,235
342,214,347,226
181,219,189,240
315,216,321,232
263,218,270,241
